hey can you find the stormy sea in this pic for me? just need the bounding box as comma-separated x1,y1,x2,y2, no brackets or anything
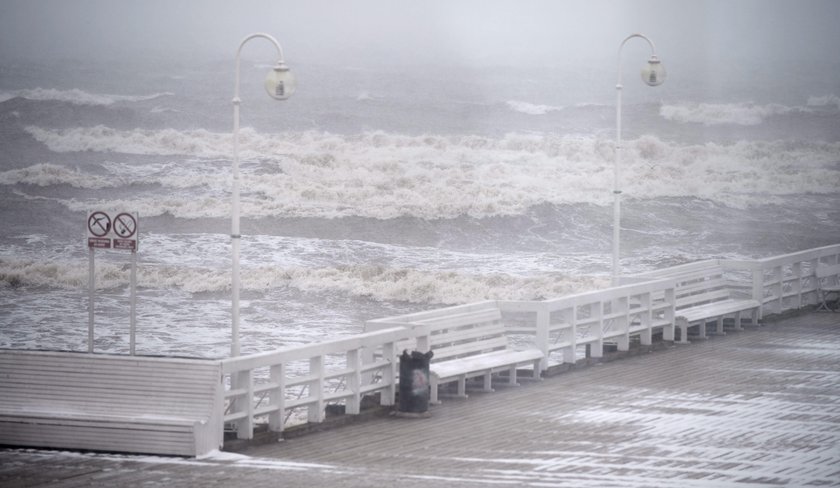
1,57,839,357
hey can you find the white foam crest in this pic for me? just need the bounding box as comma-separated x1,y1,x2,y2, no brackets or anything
0,258,606,305
506,100,563,115
25,126,233,157
0,163,111,188
807,94,840,109
26,126,840,217
1,161,222,190
285,265,606,304
659,101,804,126
1,87,172,106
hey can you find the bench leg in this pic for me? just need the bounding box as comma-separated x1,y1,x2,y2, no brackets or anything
508,366,519,386
640,327,652,346
732,311,744,331
675,319,690,344
430,376,440,404
663,322,675,342
561,346,575,364
714,316,725,336
697,320,708,340
589,340,603,358
617,333,630,352
532,359,543,380
457,375,468,398
483,371,494,392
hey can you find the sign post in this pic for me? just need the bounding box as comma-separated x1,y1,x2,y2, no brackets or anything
86,210,139,354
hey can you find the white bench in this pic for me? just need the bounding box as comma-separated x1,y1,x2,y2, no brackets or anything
624,261,760,343
0,350,223,457
659,262,760,343
414,308,544,404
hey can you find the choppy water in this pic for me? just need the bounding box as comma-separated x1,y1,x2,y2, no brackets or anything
1,59,839,358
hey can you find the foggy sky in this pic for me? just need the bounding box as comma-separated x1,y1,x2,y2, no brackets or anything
1,0,839,72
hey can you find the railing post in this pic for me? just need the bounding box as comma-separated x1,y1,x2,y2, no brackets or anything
380,341,396,406
268,363,285,432
592,302,604,358
751,265,765,319
346,349,362,415
236,369,254,439
617,296,630,351
562,305,577,364
792,261,803,311
535,306,550,369
663,287,675,341
807,258,820,306
308,355,324,423
772,265,783,315
639,291,652,346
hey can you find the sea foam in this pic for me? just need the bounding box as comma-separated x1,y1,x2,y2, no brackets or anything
659,95,839,125
506,100,564,115
0,87,172,106
21,126,840,219
0,258,606,305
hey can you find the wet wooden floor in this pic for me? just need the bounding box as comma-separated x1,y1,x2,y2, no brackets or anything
3,311,840,487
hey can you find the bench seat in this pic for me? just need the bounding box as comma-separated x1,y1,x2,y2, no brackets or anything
410,308,544,404
431,347,544,403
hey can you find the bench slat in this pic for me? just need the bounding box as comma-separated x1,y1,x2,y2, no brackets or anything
432,348,543,380
432,336,509,362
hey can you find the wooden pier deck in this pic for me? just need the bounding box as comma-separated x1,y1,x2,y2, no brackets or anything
2,311,839,487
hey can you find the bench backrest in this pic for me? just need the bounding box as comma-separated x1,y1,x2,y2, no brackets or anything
656,263,735,311
414,309,508,363
0,350,222,420
816,263,840,285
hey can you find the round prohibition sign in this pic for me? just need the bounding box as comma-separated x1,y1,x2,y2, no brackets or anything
114,213,137,238
88,211,111,237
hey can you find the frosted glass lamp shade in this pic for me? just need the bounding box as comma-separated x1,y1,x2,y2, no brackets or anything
265,62,296,100
641,55,666,87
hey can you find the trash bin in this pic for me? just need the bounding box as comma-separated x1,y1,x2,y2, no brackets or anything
398,349,434,416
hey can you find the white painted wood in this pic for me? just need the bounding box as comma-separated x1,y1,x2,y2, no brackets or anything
643,264,761,343
413,311,544,404
221,326,415,438
0,350,223,457
815,262,840,311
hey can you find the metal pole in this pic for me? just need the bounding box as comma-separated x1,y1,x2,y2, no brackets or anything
88,247,94,353
613,33,659,286
231,33,286,357
613,76,623,286
130,249,137,355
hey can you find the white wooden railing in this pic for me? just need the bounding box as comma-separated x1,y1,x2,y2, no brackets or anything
721,244,840,318
222,244,840,440
499,278,676,367
221,326,419,439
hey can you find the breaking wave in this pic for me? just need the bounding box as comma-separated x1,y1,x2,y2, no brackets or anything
659,101,804,126
0,87,172,106
20,126,840,218
659,95,840,126
506,100,564,115
0,258,606,305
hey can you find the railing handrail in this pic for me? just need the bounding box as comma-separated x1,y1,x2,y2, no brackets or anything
499,277,675,312
221,326,416,374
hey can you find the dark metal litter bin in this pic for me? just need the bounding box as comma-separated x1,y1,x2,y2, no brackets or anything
398,349,433,416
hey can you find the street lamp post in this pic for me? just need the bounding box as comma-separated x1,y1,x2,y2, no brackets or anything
231,33,296,357
613,33,665,285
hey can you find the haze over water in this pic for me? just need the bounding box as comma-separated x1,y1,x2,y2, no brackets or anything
1,0,839,358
